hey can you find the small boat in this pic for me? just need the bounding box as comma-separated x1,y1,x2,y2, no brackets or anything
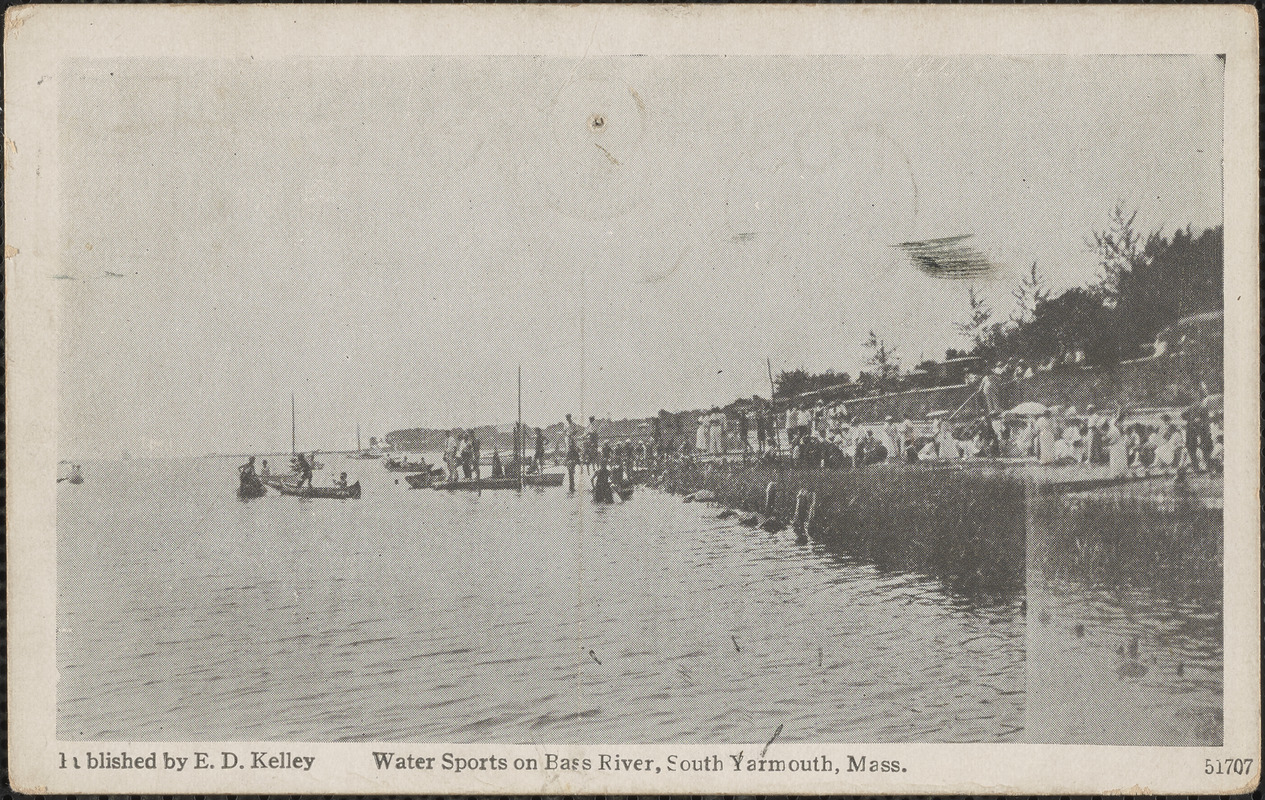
404,471,434,489
277,480,361,500
384,456,433,473
524,472,565,487
433,477,526,491
348,424,384,459
58,464,84,484
258,472,300,490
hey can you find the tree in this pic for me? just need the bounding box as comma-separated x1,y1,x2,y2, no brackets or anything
955,285,997,351
1010,261,1050,323
1086,202,1162,304
864,330,900,384
1111,225,1222,357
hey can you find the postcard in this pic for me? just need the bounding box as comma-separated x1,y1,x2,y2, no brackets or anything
5,4,1259,794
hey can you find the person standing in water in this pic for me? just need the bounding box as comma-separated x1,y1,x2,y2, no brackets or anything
565,439,579,492
591,460,614,503
534,428,546,473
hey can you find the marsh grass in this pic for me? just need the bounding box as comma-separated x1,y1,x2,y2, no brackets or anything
1029,492,1222,597
658,461,1028,596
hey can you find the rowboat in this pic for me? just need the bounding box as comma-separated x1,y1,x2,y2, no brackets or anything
278,480,361,500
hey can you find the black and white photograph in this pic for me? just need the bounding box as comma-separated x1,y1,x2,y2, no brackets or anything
6,5,1258,795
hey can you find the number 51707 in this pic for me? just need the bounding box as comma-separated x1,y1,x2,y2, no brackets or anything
1205,758,1253,775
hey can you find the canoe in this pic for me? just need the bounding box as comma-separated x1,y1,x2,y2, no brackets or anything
278,480,361,499
258,473,299,490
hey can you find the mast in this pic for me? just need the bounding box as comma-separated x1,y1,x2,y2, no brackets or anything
357,423,361,452
517,365,524,491
291,393,296,455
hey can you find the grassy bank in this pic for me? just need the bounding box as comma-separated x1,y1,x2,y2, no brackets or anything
1029,492,1222,597
653,461,1028,598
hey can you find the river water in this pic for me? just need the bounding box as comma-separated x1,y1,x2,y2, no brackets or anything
57,455,1024,743
1026,578,1222,746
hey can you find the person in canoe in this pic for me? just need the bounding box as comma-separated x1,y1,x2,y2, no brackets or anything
239,456,258,479
292,452,314,488
335,471,349,489
591,460,614,503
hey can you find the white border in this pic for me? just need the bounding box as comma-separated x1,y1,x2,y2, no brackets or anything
5,4,1259,794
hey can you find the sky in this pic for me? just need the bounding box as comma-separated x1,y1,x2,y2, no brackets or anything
55,55,1223,459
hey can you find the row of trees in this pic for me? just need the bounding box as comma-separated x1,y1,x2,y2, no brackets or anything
962,205,1222,366
774,205,1223,399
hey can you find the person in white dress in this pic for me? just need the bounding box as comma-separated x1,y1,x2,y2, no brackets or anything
695,417,709,454
1107,413,1129,477
1036,411,1058,464
710,410,726,454
938,419,960,460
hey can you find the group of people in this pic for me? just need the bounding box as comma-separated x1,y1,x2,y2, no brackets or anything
443,430,483,482
1026,403,1221,477
239,453,350,490
556,413,659,493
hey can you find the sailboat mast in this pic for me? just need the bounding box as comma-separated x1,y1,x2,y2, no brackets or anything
357,423,361,452
291,393,296,455
518,365,524,491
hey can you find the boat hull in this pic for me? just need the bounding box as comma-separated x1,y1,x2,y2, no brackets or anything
432,472,565,491
277,480,361,499
404,472,433,489
259,473,299,490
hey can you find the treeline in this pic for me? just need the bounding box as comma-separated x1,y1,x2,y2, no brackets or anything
775,206,1222,398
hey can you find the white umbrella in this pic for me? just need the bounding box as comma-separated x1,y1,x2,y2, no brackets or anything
1200,393,1223,412
1005,401,1048,416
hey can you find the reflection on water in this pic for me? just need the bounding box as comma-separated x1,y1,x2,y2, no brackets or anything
58,456,1022,743
1027,570,1222,745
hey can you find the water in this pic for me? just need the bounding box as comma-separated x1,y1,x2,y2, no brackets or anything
56,456,1026,743
1026,578,1222,745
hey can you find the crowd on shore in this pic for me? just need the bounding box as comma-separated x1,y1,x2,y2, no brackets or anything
547,392,1223,485
755,401,1222,479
